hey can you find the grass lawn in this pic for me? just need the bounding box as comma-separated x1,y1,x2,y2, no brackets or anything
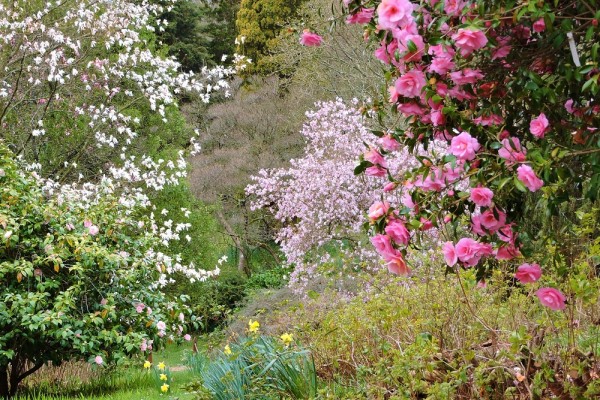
17,343,201,400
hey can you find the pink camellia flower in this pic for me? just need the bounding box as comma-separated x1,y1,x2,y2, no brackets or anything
375,41,392,64
495,244,520,260
498,137,527,165
442,241,457,266
473,114,503,126
156,321,166,331
346,8,374,24
455,238,491,266
430,108,445,126
529,113,549,138
371,234,397,260
299,30,323,46
388,85,399,103
564,99,575,114
385,219,410,246
84,219,93,228
515,263,542,283
366,165,387,177
395,70,427,98
377,0,415,30
471,214,486,236
492,37,512,60
368,201,390,220
140,341,148,352
397,102,425,116
450,132,480,161
184,334,192,341
364,148,387,167
480,208,506,232
429,55,455,74
419,217,434,230
451,28,488,56
88,225,99,236
444,0,467,16
517,164,544,192
401,192,416,210
135,303,145,313
532,18,545,33
387,254,410,275
397,31,425,61
449,69,484,85
94,356,103,365
536,287,566,310
469,187,494,207
383,182,397,192
381,134,400,151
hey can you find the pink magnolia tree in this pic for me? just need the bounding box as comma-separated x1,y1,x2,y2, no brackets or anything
247,98,448,289
332,0,600,310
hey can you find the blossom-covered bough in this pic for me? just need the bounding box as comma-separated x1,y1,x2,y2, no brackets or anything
0,0,245,395
338,0,600,309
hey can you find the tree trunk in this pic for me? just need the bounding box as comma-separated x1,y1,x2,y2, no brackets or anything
0,367,9,399
0,356,45,399
216,210,250,276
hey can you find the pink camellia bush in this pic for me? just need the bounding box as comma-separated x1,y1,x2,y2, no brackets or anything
340,0,600,311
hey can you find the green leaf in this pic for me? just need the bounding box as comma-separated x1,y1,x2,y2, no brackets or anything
354,161,373,175
513,176,527,192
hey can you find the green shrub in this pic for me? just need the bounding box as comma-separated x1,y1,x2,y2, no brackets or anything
187,269,247,333
245,265,291,292
278,266,599,399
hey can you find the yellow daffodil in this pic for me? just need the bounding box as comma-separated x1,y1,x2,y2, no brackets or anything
160,383,169,393
224,344,232,355
159,373,168,381
248,319,260,333
280,332,293,346
143,360,152,369
157,361,166,371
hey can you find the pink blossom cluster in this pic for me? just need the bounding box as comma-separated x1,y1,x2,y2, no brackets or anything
247,99,449,289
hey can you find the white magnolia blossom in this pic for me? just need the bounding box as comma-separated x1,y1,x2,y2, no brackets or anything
1,0,251,284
